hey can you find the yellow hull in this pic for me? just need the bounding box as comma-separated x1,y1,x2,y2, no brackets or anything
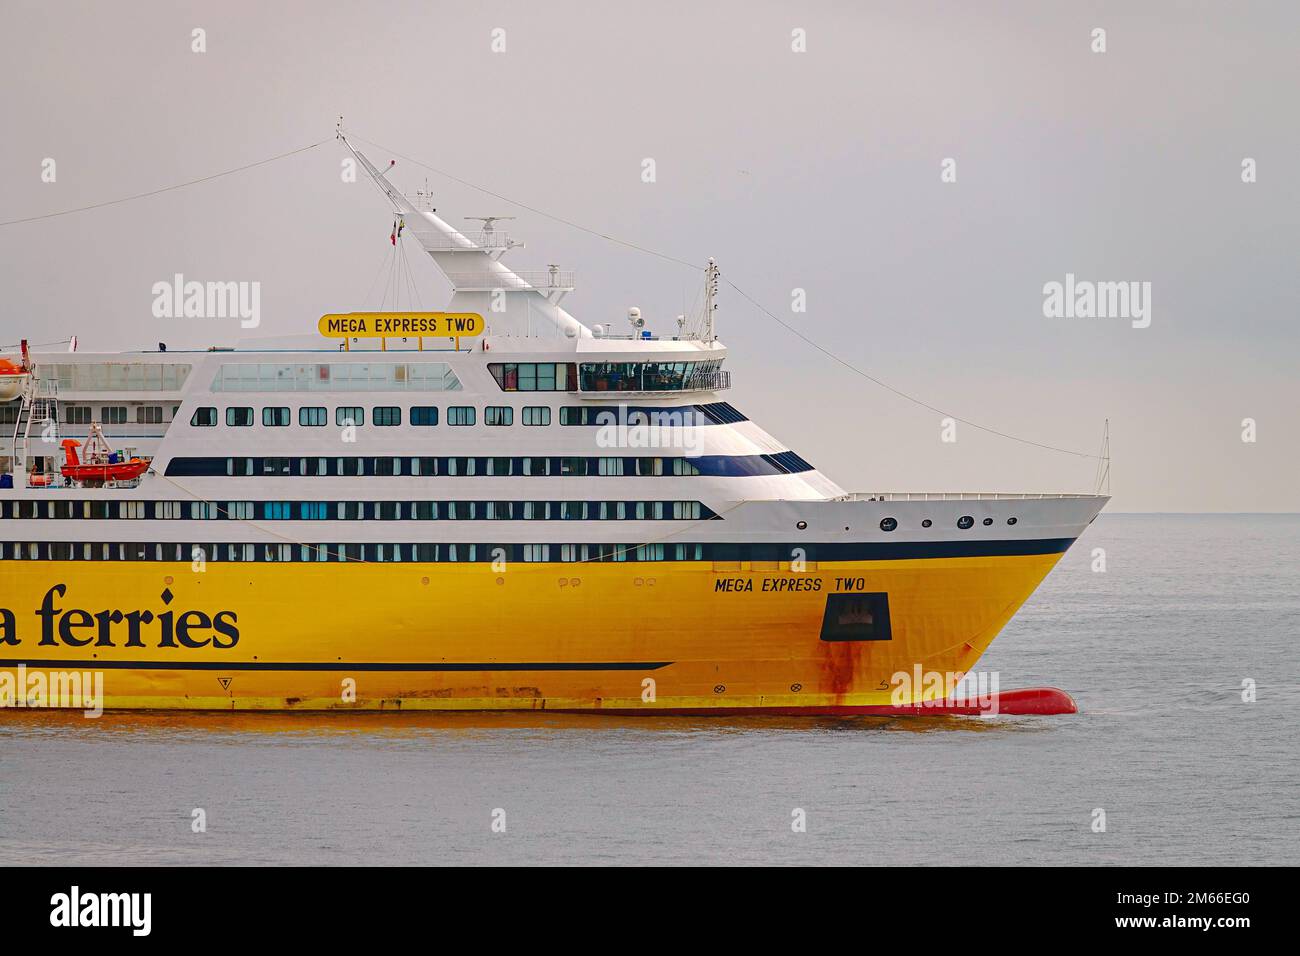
0,553,1064,712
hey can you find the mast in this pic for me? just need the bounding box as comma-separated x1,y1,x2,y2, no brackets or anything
335,119,589,339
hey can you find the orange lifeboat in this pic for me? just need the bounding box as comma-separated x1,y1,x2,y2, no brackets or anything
60,429,150,485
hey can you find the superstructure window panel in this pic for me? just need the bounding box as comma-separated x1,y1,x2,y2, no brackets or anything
410,406,439,426
373,406,402,426
262,407,290,427
190,407,217,427
226,407,253,427
299,406,327,427
522,406,550,426
336,406,364,427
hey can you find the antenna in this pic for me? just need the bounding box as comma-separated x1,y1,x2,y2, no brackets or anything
465,216,516,235
703,258,719,342
413,178,436,212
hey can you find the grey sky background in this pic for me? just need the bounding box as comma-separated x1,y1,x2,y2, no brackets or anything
2,1,1296,511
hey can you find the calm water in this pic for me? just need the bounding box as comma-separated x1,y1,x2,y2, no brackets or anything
2,514,1297,866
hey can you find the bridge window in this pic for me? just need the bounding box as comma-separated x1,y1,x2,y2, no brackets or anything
489,363,578,392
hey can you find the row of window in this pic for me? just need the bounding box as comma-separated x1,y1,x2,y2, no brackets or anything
47,363,192,392
487,362,726,393
880,515,1019,531
189,402,748,429
2,499,713,522
209,362,461,393
1,540,705,563
164,453,813,478
61,405,176,426
197,405,498,428
0,538,1071,563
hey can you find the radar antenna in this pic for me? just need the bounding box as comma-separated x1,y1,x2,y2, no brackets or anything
465,216,516,235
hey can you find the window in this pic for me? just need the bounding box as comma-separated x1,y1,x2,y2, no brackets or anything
1007,517,1018,525
373,406,401,426
336,406,363,427
226,407,254,427
957,515,974,530
65,406,92,425
190,407,217,427
820,593,892,642
262,407,290,427
484,406,513,426
447,406,475,426
921,519,932,528
522,406,550,426
299,406,326,426
488,363,577,392
982,517,994,526
136,406,163,424
879,517,897,532
410,406,438,426
102,406,127,424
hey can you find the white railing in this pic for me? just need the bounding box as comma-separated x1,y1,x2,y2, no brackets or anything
424,232,518,251
446,270,575,291
838,492,1102,501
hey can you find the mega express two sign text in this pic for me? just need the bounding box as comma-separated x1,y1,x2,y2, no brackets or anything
318,312,484,338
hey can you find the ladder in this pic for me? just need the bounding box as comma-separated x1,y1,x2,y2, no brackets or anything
13,378,59,485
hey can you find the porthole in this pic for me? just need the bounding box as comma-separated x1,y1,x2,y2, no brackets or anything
1007,517,1018,525
796,520,807,530
982,517,993,526
880,517,897,532
957,515,974,530
921,519,932,528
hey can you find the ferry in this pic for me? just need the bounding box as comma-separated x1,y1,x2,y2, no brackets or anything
0,131,1107,714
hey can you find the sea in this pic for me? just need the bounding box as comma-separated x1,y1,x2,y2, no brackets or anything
2,514,1296,866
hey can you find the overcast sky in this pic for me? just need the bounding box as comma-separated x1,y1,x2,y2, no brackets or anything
2,1,1296,511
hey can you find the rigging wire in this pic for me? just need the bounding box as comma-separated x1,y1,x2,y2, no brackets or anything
0,140,330,227
354,131,1103,461
350,133,703,271
722,277,1103,460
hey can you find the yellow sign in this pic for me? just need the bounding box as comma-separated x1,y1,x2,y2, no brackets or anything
318,312,484,339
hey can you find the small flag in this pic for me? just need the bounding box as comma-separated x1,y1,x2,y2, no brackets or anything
397,218,405,239
390,220,397,246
